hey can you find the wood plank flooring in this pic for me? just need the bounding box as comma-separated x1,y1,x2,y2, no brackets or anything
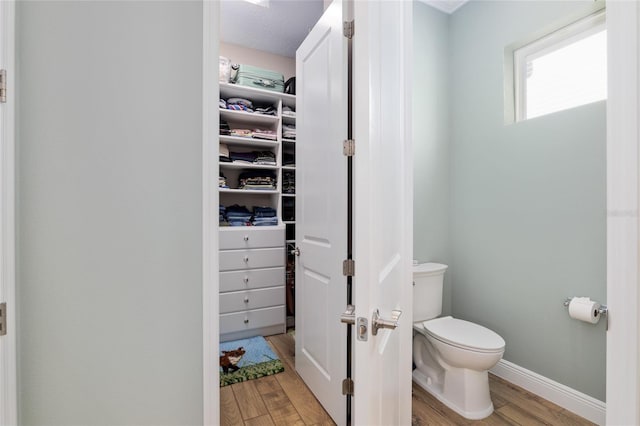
219,333,594,426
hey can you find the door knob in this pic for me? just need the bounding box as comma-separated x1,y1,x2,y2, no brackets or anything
291,247,301,256
371,309,402,336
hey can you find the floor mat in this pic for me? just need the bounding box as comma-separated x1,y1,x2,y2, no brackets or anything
219,336,284,387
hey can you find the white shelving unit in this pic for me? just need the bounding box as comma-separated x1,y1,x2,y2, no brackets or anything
218,82,296,341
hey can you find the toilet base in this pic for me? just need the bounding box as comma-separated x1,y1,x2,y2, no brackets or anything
412,369,494,420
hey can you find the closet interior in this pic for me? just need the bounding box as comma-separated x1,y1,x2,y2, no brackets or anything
218,1,323,343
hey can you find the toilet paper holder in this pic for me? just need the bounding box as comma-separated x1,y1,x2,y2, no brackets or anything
563,297,608,330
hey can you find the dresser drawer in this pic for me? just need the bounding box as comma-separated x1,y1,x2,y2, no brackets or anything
220,227,284,250
220,287,284,314
220,267,285,292
220,248,284,271
220,306,285,334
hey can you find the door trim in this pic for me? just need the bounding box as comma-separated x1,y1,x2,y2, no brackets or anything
606,2,640,424
0,1,16,425
202,1,220,424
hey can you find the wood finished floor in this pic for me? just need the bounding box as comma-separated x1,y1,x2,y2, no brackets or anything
220,333,595,426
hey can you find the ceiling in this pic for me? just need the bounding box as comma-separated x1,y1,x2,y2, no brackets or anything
220,0,470,59
420,0,470,14
220,0,325,59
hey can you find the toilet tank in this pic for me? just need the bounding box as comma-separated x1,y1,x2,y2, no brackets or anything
413,263,448,321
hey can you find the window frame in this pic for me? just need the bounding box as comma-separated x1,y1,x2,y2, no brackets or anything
514,10,607,122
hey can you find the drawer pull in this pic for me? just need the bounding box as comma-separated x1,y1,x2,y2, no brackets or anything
243,235,249,241
243,276,249,284
243,256,249,262
244,318,249,324
244,297,249,303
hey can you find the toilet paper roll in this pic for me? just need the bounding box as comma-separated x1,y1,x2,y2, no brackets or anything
568,297,601,324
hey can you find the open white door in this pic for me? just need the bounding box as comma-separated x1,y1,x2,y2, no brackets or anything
0,1,16,425
295,1,348,425
352,1,413,424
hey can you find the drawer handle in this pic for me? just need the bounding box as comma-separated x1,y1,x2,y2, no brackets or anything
243,235,249,242
243,276,249,284
243,256,249,262
244,318,249,324
244,297,249,303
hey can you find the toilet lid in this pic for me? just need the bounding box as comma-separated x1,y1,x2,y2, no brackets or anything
422,316,505,353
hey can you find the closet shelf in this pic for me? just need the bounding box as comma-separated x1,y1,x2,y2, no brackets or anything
282,166,296,171
220,109,279,126
219,135,279,149
220,82,296,107
282,193,296,197
283,139,296,144
220,163,279,171
219,188,279,195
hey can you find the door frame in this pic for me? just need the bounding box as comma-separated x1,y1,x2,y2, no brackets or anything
202,1,220,424
197,2,640,424
0,0,16,424
605,2,640,425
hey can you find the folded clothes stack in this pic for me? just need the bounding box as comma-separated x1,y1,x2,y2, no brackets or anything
219,173,228,188
229,129,253,138
220,119,231,135
282,171,295,194
219,97,277,116
226,150,276,166
230,151,257,164
254,151,276,165
238,170,277,190
223,204,253,226
282,198,295,222
252,206,278,226
252,129,277,140
220,144,231,163
283,152,295,167
219,205,226,223
282,106,296,118
283,124,296,140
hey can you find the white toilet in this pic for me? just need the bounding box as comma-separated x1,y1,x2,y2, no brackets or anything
412,262,505,420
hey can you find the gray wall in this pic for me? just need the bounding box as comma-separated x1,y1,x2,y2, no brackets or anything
413,2,452,315
413,0,606,400
16,2,204,424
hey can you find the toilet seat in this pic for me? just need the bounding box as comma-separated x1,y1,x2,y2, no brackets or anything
420,316,505,353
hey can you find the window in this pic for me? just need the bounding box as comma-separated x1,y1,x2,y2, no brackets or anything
514,11,607,121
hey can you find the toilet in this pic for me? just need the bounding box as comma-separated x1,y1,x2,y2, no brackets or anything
412,262,505,420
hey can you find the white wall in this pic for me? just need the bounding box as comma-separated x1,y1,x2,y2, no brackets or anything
413,2,452,315
220,42,296,80
16,1,204,424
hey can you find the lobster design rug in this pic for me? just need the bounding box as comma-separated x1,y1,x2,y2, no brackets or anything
219,336,284,387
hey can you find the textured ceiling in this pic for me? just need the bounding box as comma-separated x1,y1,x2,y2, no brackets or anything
221,0,325,59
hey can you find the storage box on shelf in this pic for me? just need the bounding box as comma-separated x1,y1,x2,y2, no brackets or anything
218,82,295,339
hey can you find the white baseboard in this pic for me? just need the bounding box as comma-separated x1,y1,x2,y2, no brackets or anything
490,359,605,425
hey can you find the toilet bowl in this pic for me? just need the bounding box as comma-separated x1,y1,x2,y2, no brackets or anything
412,263,505,420
412,316,505,419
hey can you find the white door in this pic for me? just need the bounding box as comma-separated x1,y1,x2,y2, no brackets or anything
295,1,348,425
0,1,16,425
352,1,413,425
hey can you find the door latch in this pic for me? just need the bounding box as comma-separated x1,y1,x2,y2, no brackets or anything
371,309,402,336
340,305,368,341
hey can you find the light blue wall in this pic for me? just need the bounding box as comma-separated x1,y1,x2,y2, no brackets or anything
414,0,606,400
17,1,205,423
413,2,452,315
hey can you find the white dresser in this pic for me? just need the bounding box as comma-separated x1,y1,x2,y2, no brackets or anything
219,226,286,342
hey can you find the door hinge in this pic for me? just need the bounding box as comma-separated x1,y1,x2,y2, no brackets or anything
0,70,6,103
343,259,355,276
343,20,354,39
0,302,6,336
343,139,355,157
342,377,354,395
